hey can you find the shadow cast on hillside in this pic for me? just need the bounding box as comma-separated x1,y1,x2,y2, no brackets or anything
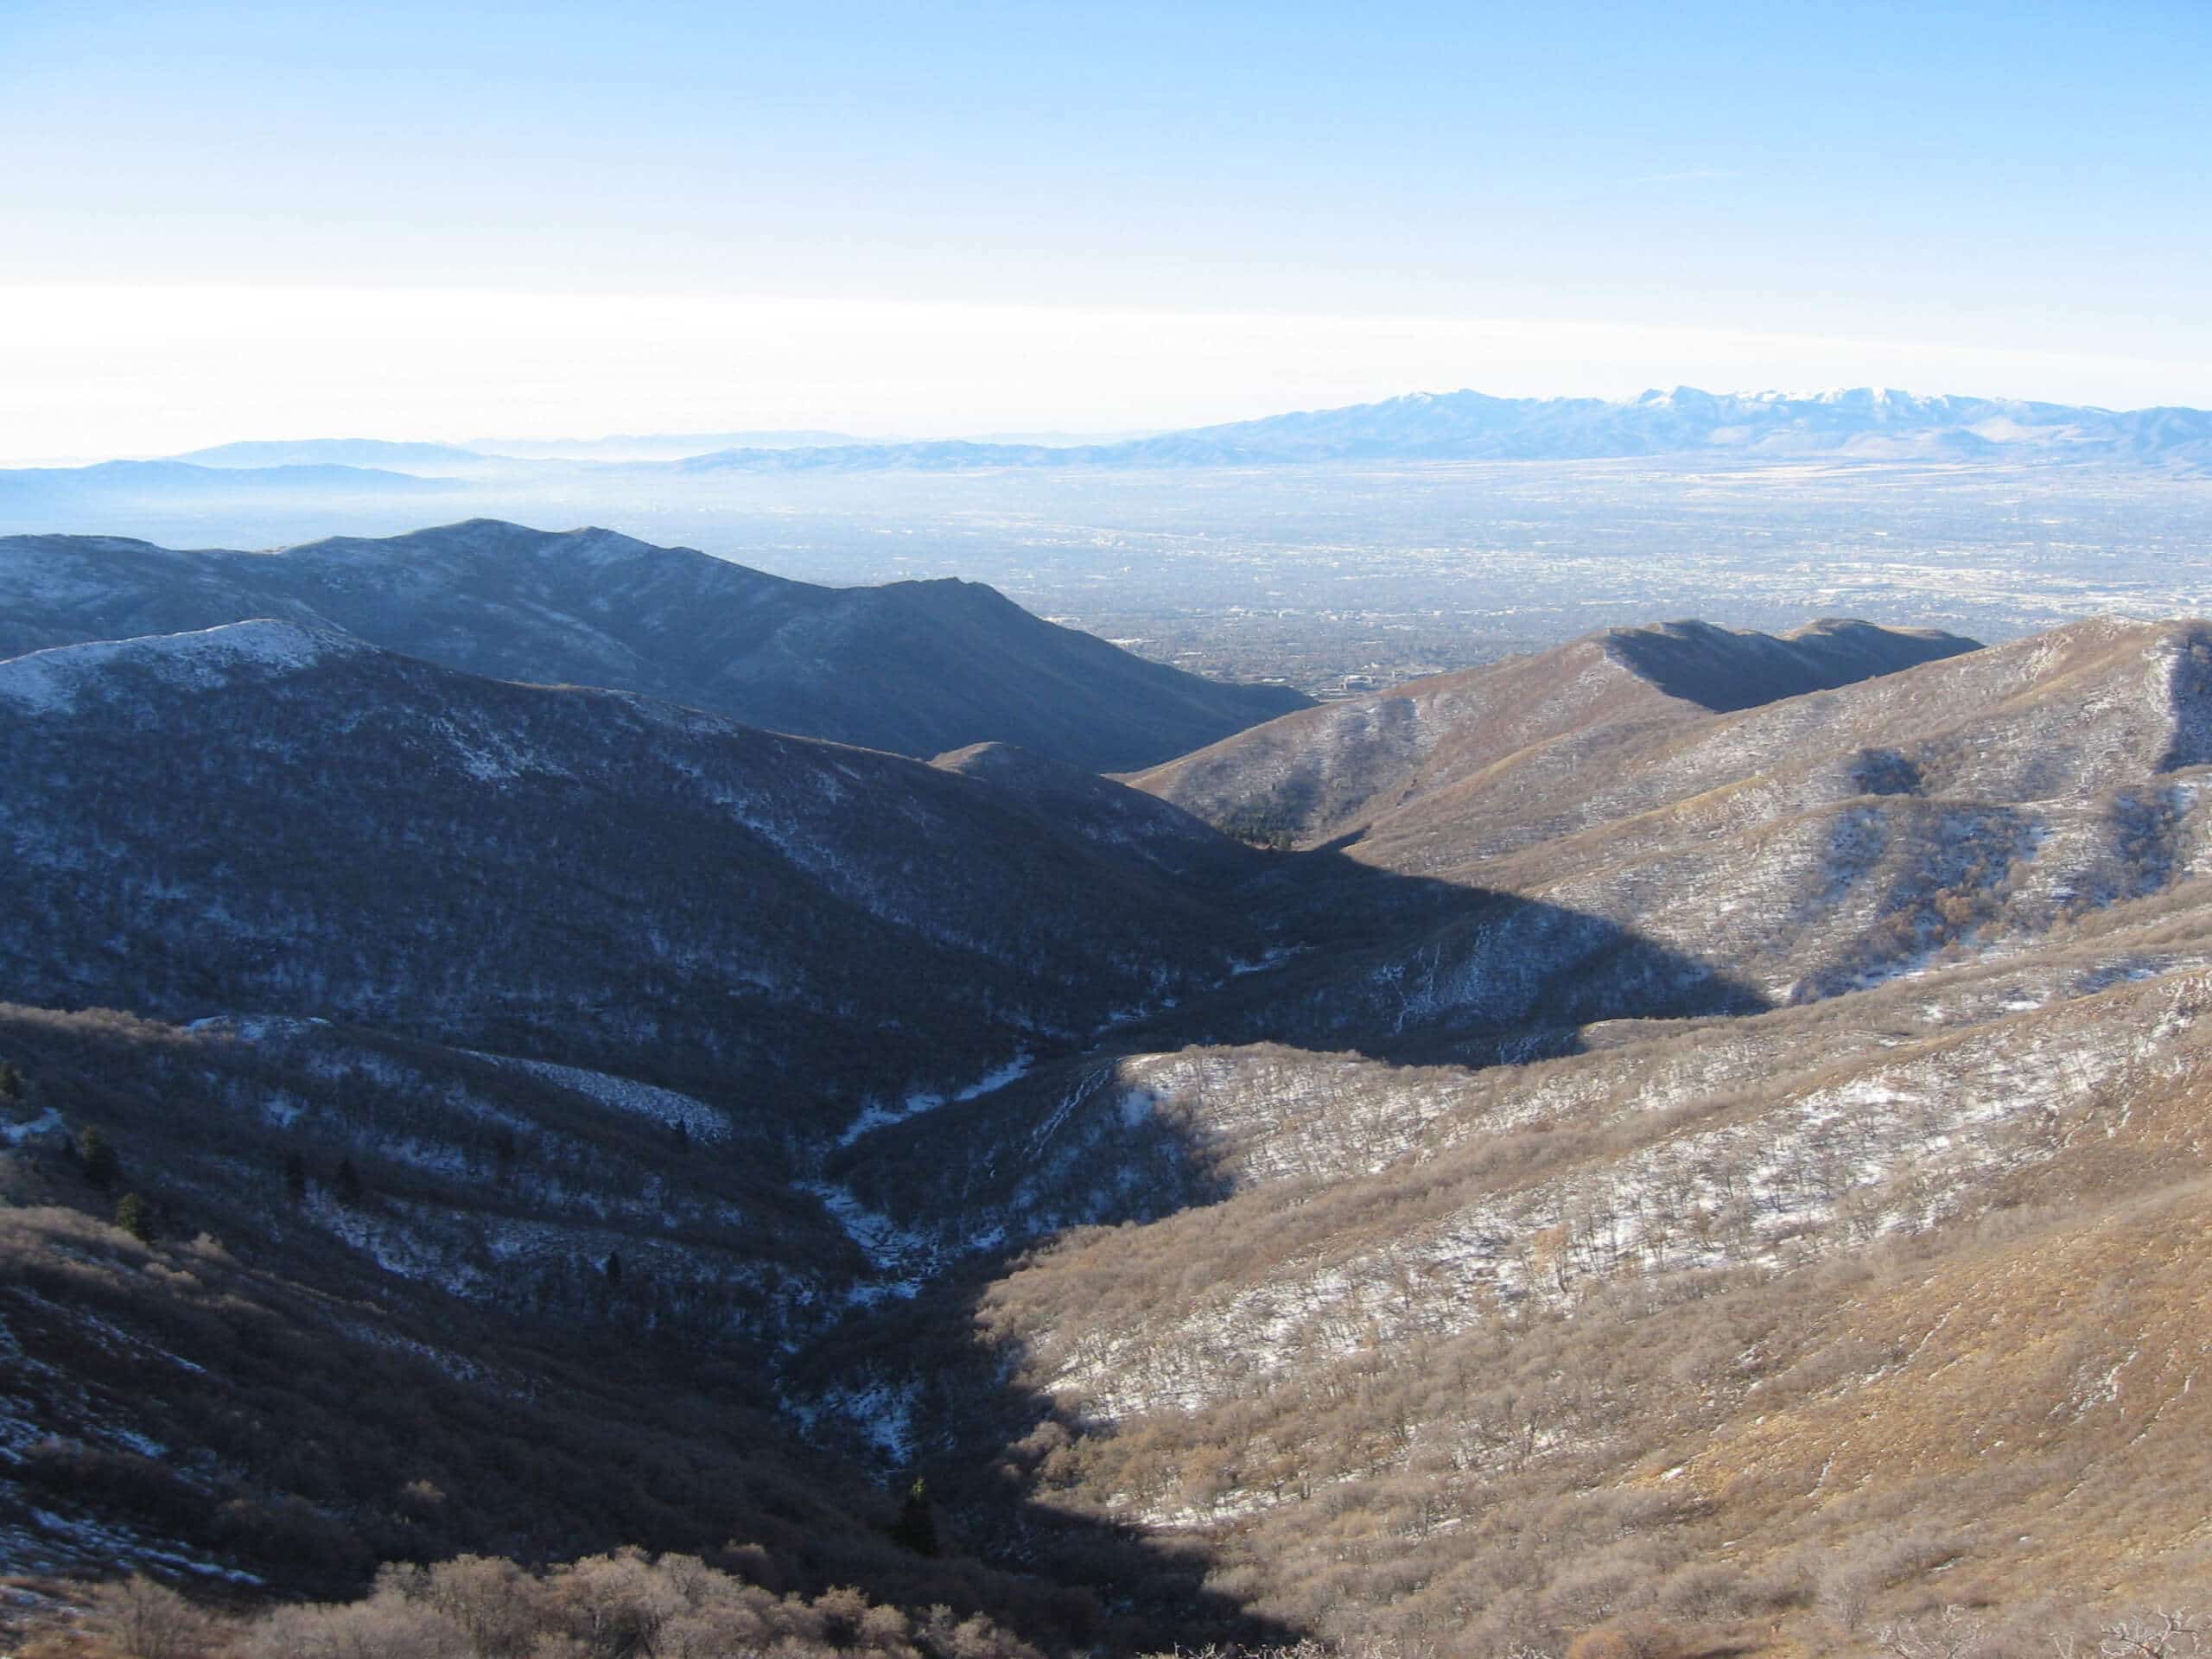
0,830,1769,1649
791,853,1775,1645
1172,842,1775,1068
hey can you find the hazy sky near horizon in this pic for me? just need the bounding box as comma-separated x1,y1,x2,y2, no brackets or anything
3,0,2209,457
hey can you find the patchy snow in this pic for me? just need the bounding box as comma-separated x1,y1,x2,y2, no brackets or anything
811,1376,920,1465
186,1013,329,1041
334,1319,493,1388
798,1181,935,1294
1044,974,2211,1427
469,1052,730,1142
0,1507,263,1584
0,620,359,713
0,1106,63,1145
836,1052,1033,1147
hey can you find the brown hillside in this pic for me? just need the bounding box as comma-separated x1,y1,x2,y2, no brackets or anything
1132,619,1976,850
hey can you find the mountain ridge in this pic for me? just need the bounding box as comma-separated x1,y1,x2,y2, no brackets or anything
0,617,1273,1113
607,385,2212,472
0,518,1309,771
1130,616,1980,849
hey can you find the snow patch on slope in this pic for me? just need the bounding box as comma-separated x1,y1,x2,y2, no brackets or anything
0,620,361,713
468,1052,732,1142
837,1053,1034,1147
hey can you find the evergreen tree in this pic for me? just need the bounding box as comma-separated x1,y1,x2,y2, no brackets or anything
79,1127,120,1192
334,1156,364,1207
114,1192,155,1244
604,1250,624,1289
891,1477,938,1556
0,1061,23,1101
283,1150,308,1205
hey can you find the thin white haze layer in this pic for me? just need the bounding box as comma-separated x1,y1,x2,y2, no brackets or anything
4,284,2206,464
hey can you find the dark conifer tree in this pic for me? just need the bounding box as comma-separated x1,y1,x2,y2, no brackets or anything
79,1127,120,1192
115,1192,155,1244
283,1150,308,1205
892,1477,938,1556
334,1156,364,1207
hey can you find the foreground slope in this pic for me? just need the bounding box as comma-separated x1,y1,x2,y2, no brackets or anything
0,621,1297,1642
0,520,1309,771
798,876,2212,1654
0,1005,1274,1654
768,615,2212,1651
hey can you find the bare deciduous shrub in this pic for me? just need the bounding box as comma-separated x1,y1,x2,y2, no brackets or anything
85,1575,220,1659
2098,1611,2207,1659
1655,1564,1742,1623
1563,1616,1684,1659
230,1594,472,1659
1821,1560,1879,1633
378,1556,543,1658
199,1550,1032,1659
1822,1529,1966,1632
1877,1605,1987,1659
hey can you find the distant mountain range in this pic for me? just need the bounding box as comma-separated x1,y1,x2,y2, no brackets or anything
1124,385,2212,467
9,388,2211,516
644,386,2212,474
170,439,495,469
0,456,452,508
459,429,874,461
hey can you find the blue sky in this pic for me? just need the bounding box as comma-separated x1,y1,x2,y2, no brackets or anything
3,1,2208,453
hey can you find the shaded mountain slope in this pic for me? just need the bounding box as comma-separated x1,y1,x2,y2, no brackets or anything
1603,616,1978,712
0,620,1268,1121
931,741,1265,885
0,520,1308,770
0,1004,1279,1654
